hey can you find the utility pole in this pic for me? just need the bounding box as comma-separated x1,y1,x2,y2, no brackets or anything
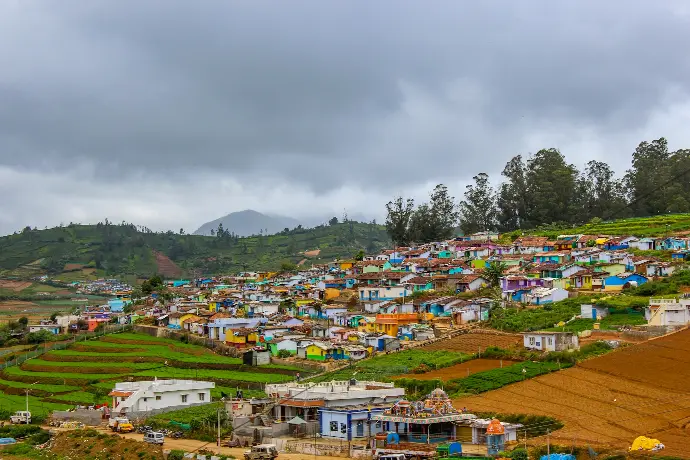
217,408,221,447
547,429,550,458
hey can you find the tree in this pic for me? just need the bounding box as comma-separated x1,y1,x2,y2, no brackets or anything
625,138,674,217
484,261,508,288
328,217,339,226
428,184,460,241
497,155,530,231
354,250,365,261
459,173,497,234
18,317,28,329
573,160,627,223
524,148,578,226
406,204,434,243
385,196,415,246
280,261,297,272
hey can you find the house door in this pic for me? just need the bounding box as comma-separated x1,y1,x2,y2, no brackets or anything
542,336,547,350
356,421,364,437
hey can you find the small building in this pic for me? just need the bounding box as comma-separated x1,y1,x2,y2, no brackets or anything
646,298,690,326
471,418,523,446
109,379,214,417
580,304,609,320
522,331,579,351
28,323,61,335
243,347,271,366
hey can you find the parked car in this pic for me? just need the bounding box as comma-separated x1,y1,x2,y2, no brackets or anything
244,444,278,460
143,431,165,445
10,411,31,424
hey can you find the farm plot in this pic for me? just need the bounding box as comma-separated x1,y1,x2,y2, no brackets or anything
393,359,518,381
0,331,301,414
422,331,522,354
0,280,32,292
453,328,690,457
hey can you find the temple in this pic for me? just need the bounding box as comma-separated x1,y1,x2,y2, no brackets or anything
371,388,476,458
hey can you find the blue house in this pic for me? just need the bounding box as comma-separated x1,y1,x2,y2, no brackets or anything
108,298,126,312
603,273,648,291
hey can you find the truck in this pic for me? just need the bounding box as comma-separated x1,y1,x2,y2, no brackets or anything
10,411,31,424
108,417,134,433
244,444,279,460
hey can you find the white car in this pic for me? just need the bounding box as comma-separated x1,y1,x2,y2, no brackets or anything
143,431,165,445
9,411,31,424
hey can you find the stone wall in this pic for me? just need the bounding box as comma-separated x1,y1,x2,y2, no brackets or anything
51,409,103,426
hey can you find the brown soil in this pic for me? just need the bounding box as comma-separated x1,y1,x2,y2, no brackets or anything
454,327,690,457
152,250,182,278
48,430,164,460
0,280,32,292
304,249,321,257
422,331,522,353
394,358,518,381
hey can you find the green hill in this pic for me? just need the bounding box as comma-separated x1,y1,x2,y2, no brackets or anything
0,221,389,278
526,213,690,239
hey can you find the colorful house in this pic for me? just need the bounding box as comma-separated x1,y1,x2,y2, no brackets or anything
603,273,648,291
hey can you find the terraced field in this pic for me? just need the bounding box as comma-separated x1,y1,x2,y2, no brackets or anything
0,331,301,420
422,331,523,354
453,328,690,457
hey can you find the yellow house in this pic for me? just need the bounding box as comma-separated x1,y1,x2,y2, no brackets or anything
226,329,259,348
324,288,340,300
357,319,376,333
295,299,314,307
339,261,355,270
208,301,218,312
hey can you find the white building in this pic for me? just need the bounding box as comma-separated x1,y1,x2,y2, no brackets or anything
523,287,569,305
522,331,579,351
646,298,690,326
109,379,214,416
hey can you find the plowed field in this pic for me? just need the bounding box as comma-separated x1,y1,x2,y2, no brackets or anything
393,359,518,380
423,331,522,353
0,280,32,291
453,328,690,457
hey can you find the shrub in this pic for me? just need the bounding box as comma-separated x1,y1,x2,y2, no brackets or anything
412,364,431,374
277,350,292,359
168,451,185,460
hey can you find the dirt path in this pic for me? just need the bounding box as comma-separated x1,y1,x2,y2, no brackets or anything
95,427,348,460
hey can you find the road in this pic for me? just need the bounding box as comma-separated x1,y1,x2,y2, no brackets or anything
93,426,350,460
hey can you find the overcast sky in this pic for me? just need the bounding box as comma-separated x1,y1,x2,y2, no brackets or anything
2,0,690,236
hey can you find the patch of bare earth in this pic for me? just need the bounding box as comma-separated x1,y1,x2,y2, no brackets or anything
151,250,182,277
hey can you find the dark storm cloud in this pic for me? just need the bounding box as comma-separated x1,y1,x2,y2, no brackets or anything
1,0,690,193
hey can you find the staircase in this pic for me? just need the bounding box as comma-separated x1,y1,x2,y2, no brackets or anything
258,414,273,427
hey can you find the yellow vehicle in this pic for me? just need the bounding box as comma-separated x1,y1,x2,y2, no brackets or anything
109,418,134,433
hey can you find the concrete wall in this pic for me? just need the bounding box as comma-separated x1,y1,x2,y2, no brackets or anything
51,409,103,426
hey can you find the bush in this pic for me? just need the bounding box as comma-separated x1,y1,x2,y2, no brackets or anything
27,429,51,445
277,350,292,359
412,364,431,374
510,449,528,460
168,450,185,460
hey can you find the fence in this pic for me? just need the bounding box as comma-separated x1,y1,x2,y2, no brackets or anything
0,324,133,370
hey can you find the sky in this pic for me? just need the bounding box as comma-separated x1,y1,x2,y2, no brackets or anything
3,0,690,235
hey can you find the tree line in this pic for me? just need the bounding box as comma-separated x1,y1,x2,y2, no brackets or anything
385,138,690,245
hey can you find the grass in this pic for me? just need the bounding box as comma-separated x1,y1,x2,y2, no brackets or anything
24,358,164,370
544,312,646,333
310,349,472,383
0,391,71,417
532,213,690,238
0,379,79,393
133,368,292,383
48,390,108,405
147,401,225,425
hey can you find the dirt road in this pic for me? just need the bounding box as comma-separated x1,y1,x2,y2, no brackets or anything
97,427,349,460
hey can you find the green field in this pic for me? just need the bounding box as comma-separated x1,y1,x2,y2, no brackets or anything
532,213,690,238
311,348,472,383
0,331,301,419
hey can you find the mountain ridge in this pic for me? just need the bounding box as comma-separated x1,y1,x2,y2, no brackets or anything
193,209,301,237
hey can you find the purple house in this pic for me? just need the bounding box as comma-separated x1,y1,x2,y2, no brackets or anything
501,276,545,301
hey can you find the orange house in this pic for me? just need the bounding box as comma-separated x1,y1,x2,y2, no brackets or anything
374,313,419,336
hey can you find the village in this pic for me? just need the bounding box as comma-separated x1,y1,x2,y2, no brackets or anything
0,229,686,459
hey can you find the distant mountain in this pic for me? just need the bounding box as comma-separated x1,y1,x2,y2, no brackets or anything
193,210,301,237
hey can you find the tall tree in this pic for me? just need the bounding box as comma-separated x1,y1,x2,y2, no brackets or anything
497,155,530,231
385,196,415,246
406,204,434,243
624,138,671,217
459,173,497,234
524,148,578,226
428,184,460,241
573,160,627,222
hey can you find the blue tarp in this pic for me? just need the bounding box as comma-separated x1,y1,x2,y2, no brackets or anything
541,455,575,460
0,438,16,445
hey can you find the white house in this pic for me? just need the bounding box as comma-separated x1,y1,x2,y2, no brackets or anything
522,332,579,351
28,323,61,334
359,285,410,302
646,298,690,326
580,304,609,320
471,419,523,444
523,287,569,305
109,379,214,416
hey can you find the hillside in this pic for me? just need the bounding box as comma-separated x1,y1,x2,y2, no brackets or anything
0,221,389,278
529,213,690,239
453,328,690,457
194,209,301,236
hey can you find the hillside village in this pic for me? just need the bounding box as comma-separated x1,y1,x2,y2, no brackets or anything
1,227,690,458
38,230,688,356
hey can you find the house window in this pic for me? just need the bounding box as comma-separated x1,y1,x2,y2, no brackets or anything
198,393,205,401
529,337,535,345
330,421,338,431
548,337,553,345
143,398,148,402
340,423,347,433
181,394,188,403
155,396,161,401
